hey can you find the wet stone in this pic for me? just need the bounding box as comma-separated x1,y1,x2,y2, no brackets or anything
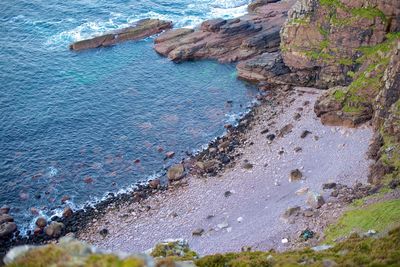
290,169,303,182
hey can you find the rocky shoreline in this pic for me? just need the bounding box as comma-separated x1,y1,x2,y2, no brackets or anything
0,86,265,263
2,0,400,264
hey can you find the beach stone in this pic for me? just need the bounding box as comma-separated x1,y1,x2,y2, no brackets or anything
192,228,204,236
278,124,293,137
167,164,185,182
0,214,14,224
293,113,301,120
303,209,314,217
45,222,64,238
35,217,47,228
224,191,233,197
289,169,303,182
242,162,254,170
294,147,302,152
63,207,73,218
306,192,325,209
281,206,300,223
295,187,309,195
323,183,337,190
266,134,276,141
99,228,109,237
0,222,17,239
300,130,312,138
149,179,160,189
33,227,42,235
0,205,11,214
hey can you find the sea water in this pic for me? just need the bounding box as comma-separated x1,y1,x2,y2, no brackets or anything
0,0,256,230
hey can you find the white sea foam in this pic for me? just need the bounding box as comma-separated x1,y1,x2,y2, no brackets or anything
45,0,251,49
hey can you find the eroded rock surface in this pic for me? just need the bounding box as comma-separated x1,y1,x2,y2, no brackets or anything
70,19,172,51
154,0,296,63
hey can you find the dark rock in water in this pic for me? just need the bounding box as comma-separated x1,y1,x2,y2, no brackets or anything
167,164,185,182
62,207,73,218
323,183,337,190
289,169,303,182
70,19,173,51
45,222,64,238
0,222,17,239
61,195,71,204
192,228,204,236
0,205,10,215
35,217,47,229
300,130,312,139
99,228,109,237
0,214,14,224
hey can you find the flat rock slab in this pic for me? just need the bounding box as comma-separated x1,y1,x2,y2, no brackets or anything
70,19,172,51
153,0,296,63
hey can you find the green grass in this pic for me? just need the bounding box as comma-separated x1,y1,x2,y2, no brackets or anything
350,7,387,22
324,199,400,243
196,226,400,267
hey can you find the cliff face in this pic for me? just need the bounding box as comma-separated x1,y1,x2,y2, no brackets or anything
281,0,400,88
280,0,400,185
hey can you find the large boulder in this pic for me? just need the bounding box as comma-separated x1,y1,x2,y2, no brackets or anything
70,19,173,51
0,222,17,240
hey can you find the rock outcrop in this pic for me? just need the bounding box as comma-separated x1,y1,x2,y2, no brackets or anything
154,0,296,63
281,0,400,88
70,19,173,51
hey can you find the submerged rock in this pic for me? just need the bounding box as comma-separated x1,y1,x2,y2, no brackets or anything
70,19,173,51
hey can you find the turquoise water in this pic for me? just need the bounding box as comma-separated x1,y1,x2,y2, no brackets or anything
0,0,256,229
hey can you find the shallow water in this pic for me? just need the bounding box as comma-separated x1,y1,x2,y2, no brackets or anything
0,0,256,229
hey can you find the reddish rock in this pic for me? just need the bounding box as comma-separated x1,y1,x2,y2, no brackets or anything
149,179,161,189
0,222,17,239
70,19,173,51
35,217,47,228
0,214,14,224
0,205,10,215
61,195,70,204
63,207,73,218
154,1,296,63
